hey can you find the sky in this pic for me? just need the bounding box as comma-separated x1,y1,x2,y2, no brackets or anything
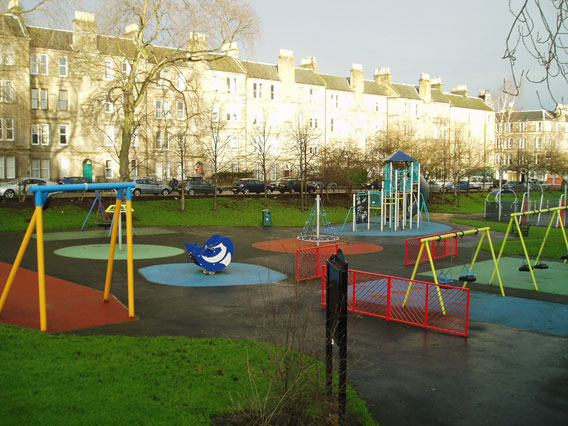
243,0,558,110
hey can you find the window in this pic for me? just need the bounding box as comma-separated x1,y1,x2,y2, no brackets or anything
225,105,239,121
536,122,543,131
536,137,542,149
212,104,220,122
156,163,163,180
0,118,14,141
178,72,186,91
59,125,69,145
31,159,50,178
155,130,163,150
122,61,131,76
519,137,526,149
1,80,14,103
104,58,114,80
177,101,185,120
228,134,239,150
30,53,48,75
159,69,170,88
58,56,68,77
0,156,16,179
270,84,275,100
131,159,138,177
163,100,170,119
58,90,68,111
309,118,318,129
31,89,38,109
104,126,115,146
506,138,512,149
105,160,113,178
330,118,334,132
506,123,512,132
519,122,526,132
331,93,339,108
309,88,315,104
226,77,237,94
60,158,70,178
253,110,264,126
257,83,263,98
546,121,552,131
104,95,113,113
155,99,162,118
31,89,48,110
31,124,49,145
1,46,15,65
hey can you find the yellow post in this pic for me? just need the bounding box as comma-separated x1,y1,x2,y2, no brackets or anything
514,216,539,291
126,199,135,317
104,198,122,301
486,231,506,297
35,206,48,332
489,217,514,285
0,210,37,313
534,210,557,266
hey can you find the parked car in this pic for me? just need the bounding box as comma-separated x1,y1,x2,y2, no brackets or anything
364,179,381,190
131,178,172,196
231,179,274,194
428,180,446,192
503,181,539,192
468,176,494,191
175,176,202,193
278,178,317,193
58,176,92,185
182,179,223,195
0,177,57,199
446,181,469,191
310,181,338,190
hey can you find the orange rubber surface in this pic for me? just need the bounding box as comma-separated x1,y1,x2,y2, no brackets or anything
0,262,136,333
253,239,383,254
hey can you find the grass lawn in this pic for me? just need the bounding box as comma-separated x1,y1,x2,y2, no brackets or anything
0,324,376,425
0,197,350,231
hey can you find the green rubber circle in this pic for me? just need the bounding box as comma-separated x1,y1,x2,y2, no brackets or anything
54,244,184,260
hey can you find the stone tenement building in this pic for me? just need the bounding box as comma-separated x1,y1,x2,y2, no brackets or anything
0,4,564,184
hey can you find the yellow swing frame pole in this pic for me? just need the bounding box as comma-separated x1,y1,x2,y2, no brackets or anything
406,237,447,315
104,197,122,302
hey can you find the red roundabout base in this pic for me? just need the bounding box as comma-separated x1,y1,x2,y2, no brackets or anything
253,239,383,255
0,262,136,333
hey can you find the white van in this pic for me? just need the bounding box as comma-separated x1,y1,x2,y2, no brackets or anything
469,176,493,191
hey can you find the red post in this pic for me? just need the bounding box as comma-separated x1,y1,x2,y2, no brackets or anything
464,288,470,337
352,271,357,311
296,250,299,283
386,276,392,321
424,282,430,327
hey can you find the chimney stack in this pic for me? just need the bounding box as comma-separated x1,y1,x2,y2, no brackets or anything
73,11,97,53
300,56,317,73
451,85,468,97
349,63,364,93
431,77,443,93
8,0,22,13
418,73,431,103
188,32,207,52
374,67,392,85
221,41,239,58
278,49,295,85
124,23,139,40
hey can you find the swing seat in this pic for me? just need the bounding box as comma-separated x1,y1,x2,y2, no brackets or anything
519,264,532,272
95,221,112,227
533,263,548,270
459,274,476,282
438,274,454,285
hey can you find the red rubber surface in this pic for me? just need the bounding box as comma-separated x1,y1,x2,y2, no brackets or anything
253,239,383,254
0,262,136,333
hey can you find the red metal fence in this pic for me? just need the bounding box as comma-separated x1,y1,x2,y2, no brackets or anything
405,232,459,266
296,244,339,282
322,268,470,337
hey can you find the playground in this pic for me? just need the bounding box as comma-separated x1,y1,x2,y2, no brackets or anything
1,179,567,425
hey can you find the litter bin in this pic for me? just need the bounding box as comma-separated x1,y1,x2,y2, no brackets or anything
262,209,272,226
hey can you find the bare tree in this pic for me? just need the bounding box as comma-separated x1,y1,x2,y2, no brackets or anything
504,0,568,105
202,107,233,211
78,0,259,181
285,114,322,211
249,110,280,206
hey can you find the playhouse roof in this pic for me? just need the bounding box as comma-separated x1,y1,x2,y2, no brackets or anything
384,151,417,162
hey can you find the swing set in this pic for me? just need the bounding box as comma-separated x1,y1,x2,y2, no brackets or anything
489,205,568,292
0,182,137,332
406,228,505,313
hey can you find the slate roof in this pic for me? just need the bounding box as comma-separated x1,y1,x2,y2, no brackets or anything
239,61,280,80
295,68,325,86
444,93,493,111
431,88,450,103
363,80,390,96
0,13,26,37
28,27,73,51
391,84,421,100
318,73,352,92
496,110,555,121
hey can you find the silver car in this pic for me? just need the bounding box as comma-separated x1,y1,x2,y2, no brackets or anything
132,178,172,196
0,177,57,198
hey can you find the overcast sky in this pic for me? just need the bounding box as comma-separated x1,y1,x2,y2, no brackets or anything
244,0,555,110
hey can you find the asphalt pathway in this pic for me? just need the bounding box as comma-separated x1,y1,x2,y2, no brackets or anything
1,219,567,426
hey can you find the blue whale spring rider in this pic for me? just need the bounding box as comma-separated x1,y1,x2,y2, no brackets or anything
184,235,234,274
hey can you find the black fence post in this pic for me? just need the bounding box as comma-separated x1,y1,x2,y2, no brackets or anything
325,248,348,426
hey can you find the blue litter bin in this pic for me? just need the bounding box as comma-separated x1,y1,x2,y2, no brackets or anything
262,209,272,226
